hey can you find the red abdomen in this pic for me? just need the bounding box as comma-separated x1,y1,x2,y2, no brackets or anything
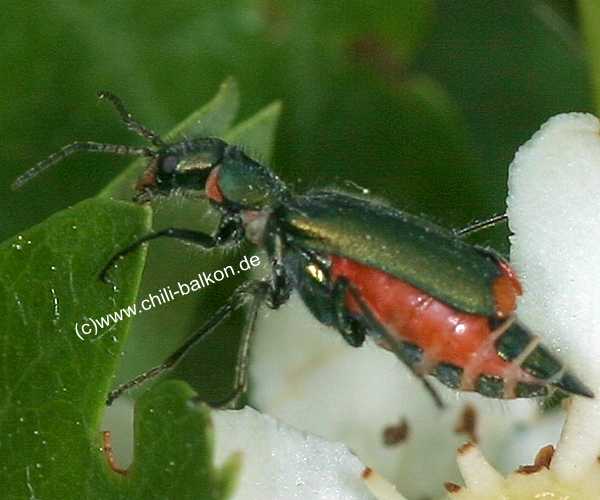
329,255,535,388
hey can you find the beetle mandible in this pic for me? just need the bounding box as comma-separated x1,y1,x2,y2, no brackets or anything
14,91,594,409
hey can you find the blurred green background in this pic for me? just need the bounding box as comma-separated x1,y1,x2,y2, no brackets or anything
1,0,594,400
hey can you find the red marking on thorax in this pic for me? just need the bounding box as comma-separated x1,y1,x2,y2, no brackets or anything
329,255,525,380
206,166,224,203
135,159,158,192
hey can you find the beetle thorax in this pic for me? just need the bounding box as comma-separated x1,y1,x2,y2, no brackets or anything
241,209,272,245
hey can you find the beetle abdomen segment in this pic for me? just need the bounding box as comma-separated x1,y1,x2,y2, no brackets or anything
330,255,592,399
475,375,548,398
495,322,593,398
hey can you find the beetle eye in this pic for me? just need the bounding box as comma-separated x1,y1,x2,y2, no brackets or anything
159,155,179,174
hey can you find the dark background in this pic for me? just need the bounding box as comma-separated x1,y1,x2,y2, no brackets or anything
2,0,592,398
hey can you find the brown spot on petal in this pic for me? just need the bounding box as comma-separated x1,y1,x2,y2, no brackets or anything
444,482,462,493
382,417,409,446
517,444,554,474
454,404,478,444
103,430,127,475
362,467,373,479
457,441,474,455
535,444,555,468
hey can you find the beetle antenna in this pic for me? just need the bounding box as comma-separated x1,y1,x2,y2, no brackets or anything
97,90,166,147
454,213,508,237
12,142,154,190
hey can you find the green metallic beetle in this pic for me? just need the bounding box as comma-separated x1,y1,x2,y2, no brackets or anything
14,91,594,408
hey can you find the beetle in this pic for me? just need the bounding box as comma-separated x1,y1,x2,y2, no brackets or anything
13,91,594,408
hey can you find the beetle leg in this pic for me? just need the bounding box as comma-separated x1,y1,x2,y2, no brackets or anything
100,228,218,283
100,214,246,284
102,214,245,283
204,282,270,409
454,213,507,237
334,277,445,409
268,262,292,308
268,235,293,308
210,263,294,408
332,280,366,347
105,279,269,406
294,248,363,345
213,214,246,245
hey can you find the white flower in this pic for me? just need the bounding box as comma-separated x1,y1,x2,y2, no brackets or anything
213,406,375,500
506,112,600,487
250,297,549,499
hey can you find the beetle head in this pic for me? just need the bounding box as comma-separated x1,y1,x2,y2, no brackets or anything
134,138,226,202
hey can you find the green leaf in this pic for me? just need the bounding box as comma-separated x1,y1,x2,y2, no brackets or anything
314,0,434,62
0,198,239,498
579,0,600,113
416,1,591,227
225,101,282,162
123,380,240,499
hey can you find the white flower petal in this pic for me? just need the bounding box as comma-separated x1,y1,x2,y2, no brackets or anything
213,406,374,500
507,112,600,480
